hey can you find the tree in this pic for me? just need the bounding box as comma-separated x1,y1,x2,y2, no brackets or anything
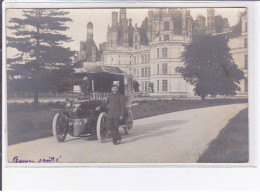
7,9,75,104
176,35,244,100
133,80,140,92
215,15,225,33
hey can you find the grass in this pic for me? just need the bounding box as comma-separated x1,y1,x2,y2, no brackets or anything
7,98,247,145
131,98,247,120
198,108,248,163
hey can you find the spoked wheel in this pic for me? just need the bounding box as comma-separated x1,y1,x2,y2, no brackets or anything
124,110,134,135
97,112,109,143
53,113,68,142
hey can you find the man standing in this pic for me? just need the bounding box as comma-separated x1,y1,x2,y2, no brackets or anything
96,85,125,145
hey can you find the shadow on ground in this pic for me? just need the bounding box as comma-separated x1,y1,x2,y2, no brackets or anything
198,108,248,163
121,120,187,144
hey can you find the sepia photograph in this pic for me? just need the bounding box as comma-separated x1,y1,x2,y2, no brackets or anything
5,6,249,164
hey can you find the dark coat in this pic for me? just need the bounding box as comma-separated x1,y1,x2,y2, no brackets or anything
100,92,125,118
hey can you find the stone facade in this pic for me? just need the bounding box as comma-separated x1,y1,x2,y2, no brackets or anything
76,8,247,97
228,14,248,95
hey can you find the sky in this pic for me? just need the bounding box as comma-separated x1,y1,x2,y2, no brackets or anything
6,8,246,57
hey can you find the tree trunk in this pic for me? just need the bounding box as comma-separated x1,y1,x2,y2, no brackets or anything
33,10,40,106
201,94,206,101
34,91,39,105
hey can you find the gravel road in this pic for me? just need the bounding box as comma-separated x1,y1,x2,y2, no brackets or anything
8,103,247,163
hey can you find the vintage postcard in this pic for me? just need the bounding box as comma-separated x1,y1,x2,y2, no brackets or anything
3,2,252,166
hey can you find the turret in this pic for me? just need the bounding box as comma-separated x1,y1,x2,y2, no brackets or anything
87,22,93,39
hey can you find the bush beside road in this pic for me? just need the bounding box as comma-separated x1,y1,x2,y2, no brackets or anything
7,99,247,145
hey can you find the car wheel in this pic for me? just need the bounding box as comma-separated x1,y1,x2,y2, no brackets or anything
96,112,109,143
53,113,68,142
124,110,134,135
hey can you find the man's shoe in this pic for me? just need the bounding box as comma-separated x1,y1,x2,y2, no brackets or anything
113,138,121,145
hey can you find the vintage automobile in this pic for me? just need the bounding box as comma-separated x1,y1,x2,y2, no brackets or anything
52,66,134,143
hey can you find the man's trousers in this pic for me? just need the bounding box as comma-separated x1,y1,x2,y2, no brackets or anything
106,117,121,141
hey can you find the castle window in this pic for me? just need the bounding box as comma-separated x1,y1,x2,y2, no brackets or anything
148,53,150,62
142,68,144,77
157,80,160,91
162,48,168,58
134,56,136,64
245,22,247,32
244,38,247,48
148,67,150,77
135,45,137,50
164,35,169,41
137,68,139,77
245,55,248,69
145,54,147,63
145,68,148,77
162,63,168,75
164,21,169,31
162,80,168,92
157,48,160,59
134,69,136,76
141,55,144,64
137,56,139,64
135,35,138,42
157,64,160,75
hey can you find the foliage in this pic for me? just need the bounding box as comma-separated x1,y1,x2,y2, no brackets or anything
133,79,140,92
215,15,225,33
231,10,247,38
148,82,154,93
7,9,75,104
176,35,244,100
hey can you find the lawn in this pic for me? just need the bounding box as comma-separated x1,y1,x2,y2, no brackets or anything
7,98,247,145
198,108,248,163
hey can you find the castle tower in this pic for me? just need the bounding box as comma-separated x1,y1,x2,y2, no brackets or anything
92,47,96,62
241,15,247,36
120,8,126,23
87,22,93,39
207,8,216,34
128,18,134,46
147,9,154,42
110,12,119,46
181,8,188,35
123,19,129,46
112,11,118,29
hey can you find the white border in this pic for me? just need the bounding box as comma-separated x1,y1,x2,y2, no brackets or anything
2,0,260,190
